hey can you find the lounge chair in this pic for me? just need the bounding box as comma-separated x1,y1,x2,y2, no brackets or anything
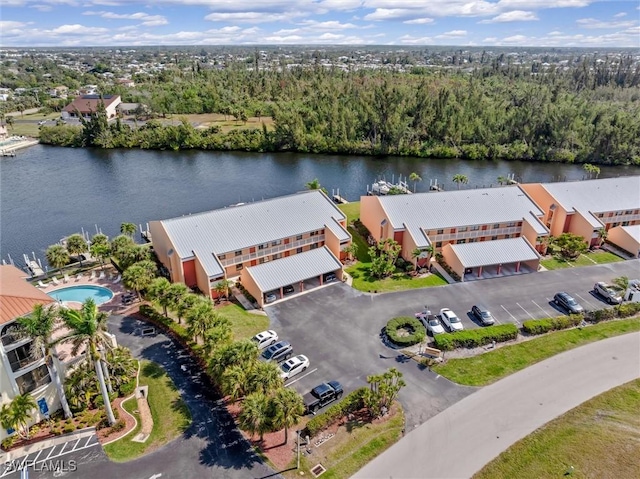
51,276,60,286
113,274,121,284
37,280,48,288
63,274,70,283
76,273,84,281
98,271,106,280
89,271,97,281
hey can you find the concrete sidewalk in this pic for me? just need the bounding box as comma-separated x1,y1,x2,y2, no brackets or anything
354,332,640,479
2,428,96,463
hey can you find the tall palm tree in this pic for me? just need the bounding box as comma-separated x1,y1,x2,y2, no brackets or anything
248,361,283,396
147,277,172,316
239,392,271,441
452,174,469,190
409,172,422,192
110,234,134,257
220,364,251,401
17,304,73,419
186,298,217,343
213,279,234,302
270,388,305,444
597,227,608,247
120,222,137,239
202,324,233,357
66,234,88,267
90,242,111,271
56,299,116,426
46,244,70,271
122,260,156,300
497,175,508,185
210,340,259,381
167,283,191,324
0,394,37,440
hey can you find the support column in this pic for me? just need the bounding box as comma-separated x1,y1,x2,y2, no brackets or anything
497,264,502,275
299,280,304,292
515,262,521,272
477,266,483,278
279,286,283,299
319,275,323,286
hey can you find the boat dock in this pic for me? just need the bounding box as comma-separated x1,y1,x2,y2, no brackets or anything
331,188,349,204
0,136,39,156
140,223,152,243
367,174,412,196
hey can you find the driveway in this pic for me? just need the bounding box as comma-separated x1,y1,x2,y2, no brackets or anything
266,260,640,427
354,332,640,478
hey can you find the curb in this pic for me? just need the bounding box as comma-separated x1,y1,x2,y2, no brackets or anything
102,360,141,446
3,427,96,462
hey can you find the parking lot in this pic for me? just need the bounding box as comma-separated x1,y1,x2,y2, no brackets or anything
265,259,640,427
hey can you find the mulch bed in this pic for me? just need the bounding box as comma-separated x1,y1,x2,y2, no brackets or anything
96,397,137,443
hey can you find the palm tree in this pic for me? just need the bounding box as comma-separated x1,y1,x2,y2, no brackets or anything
56,299,116,426
248,361,283,396
220,364,251,401
209,340,259,381
452,174,469,190
270,388,305,445
409,172,422,192
147,277,172,316
66,234,88,267
597,227,608,247
497,175,508,185
341,243,358,262
167,283,190,323
213,279,234,302
90,242,111,271
0,394,37,440
122,260,156,300
91,233,109,247
46,244,70,271
17,304,73,419
186,298,217,343
5,116,14,131
239,392,271,441
120,222,137,238
305,178,328,195
202,323,233,357
110,234,134,256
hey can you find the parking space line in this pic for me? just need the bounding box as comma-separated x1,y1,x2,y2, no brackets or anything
531,300,552,317
516,302,536,320
285,368,318,386
58,441,68,455
45,445,60,461
574,293,598,310
70,438,82,452
500,305,520,325
82,435,94,448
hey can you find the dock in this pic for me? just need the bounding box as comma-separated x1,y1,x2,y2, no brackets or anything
331,188,349,204
0,137,39,156
140,223,152,243
367,175,412,196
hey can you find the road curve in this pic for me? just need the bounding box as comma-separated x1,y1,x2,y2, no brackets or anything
353,331,640,479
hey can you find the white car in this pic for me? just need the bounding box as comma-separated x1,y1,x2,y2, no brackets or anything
279,354,310,380
251,330,279,350
415,309,445,335
439,308,464,332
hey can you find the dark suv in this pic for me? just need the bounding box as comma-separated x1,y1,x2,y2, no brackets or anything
283,284,295,295
553,292,584,314
471,305,495,326
260,341,293,363
324,272,337,283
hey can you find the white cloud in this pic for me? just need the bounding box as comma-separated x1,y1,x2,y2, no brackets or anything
297,20,359,30
398,34,434,44
613,12,626,18
576,18,637,29
403,18,434,24
51,24,109,34
82,10,168,26
204,12,294,23
0,20,29,29
479,10,538,23
483,36,498,42
436,29,467,38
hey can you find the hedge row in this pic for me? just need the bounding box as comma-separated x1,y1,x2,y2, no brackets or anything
588,302,640,322
433,324,519,351
522,314,584,335
303,387,368,437
385,317,426,346
139,304,190,340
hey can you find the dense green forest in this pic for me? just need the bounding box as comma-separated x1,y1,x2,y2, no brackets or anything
38,59,640,165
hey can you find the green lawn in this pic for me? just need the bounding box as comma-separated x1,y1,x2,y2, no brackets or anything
347,226,372,262
338,201,361,224
346,262,447,292
104,361,191,462
474,379,640,479
432,317,640,386
218,303,269,341
541,251,624,270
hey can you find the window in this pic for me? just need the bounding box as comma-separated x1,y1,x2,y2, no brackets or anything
219,254,226,260
456,239,466,244
507,222,516,227
493,224,500,229
310,230,318,236
435,241,442,247
504,234,510,239
15,364,51,395
259,258,265,264
258,243,267,250
236,264,243,271
469,238,477,243
437,229,444,235
471,225,480,231
7,342,41,372
271,239,282,246
491,236,498,240
517,222,522,227
310,243,318,250
272,253,282,260
625,210,633,215
296,247,303,254
235,250,242,257
458,226,468,232
623,221,630,226
1,323,22,347
296,235,303,240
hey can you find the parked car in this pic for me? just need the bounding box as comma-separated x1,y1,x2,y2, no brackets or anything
283,284,295,295
304,381,343,413
439,308,464,332
251,330,279,350
265,291,278,303
593,282,623,304
415,309,445,335
279,354,310,380
324,272,337,283
260,341,293,363
553,292,585,314
471,305,496,326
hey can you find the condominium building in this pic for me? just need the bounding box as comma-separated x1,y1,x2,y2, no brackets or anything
149,190,351,306
360,186,548,280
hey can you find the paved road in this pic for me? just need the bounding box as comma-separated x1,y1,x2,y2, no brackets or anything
354,332,640,479
3,315,279,479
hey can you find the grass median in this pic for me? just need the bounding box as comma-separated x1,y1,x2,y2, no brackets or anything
104,361,191,462
346,262,447,292
541,250,623,270
474,379,640,479
432,317,640,386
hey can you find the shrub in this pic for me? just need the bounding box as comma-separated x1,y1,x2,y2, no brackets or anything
110,420,126,433
63,424,75,434
522,314,583,335
434,324,518,351
385,317,426,346
119,379,136,397
304,388,368,437
617,302,640,318
1,435,17,451
589,308,617,323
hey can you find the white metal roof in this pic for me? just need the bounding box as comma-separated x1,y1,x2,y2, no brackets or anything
244,246,342,292
540,176,640,214
376,186,546,234
158,190,347,276
193,249,224,278
448,237,540,268
325,218,351,242
619,224,640,242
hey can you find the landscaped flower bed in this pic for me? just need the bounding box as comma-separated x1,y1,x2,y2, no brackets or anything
384,317,426,346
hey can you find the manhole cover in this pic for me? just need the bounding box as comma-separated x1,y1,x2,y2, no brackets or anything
310,464,326,477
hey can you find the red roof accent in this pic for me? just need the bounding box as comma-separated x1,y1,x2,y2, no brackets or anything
0,265,54,325
62,95,121,114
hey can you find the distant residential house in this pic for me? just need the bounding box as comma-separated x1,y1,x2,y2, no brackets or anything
48,86,69,98
62,94,122,120
117,78,135,88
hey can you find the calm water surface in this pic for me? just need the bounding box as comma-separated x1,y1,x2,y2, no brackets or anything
2,145,639,267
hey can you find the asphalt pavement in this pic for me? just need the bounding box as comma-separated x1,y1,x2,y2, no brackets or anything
354,332,640,478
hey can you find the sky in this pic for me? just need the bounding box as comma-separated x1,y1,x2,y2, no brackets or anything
1,0,639,48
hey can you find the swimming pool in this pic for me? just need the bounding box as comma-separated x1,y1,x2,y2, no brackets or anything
48,285,114,305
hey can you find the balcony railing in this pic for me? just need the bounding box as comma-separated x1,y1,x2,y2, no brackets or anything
431,227,522,243
10,354,43,373
219,235,325,267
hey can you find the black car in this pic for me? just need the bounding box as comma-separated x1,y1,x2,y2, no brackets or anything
304,381,343,413
471,305,495,326
553,292,585,314
283,284,295,295
324,272,337,283
260,341,293,363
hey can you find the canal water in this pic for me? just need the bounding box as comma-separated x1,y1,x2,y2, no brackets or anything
1,144,639,267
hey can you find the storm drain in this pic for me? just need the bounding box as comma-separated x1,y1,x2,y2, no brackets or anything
310,464,326,477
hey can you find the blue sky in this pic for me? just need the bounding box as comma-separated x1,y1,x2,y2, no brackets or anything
2,1,639,47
